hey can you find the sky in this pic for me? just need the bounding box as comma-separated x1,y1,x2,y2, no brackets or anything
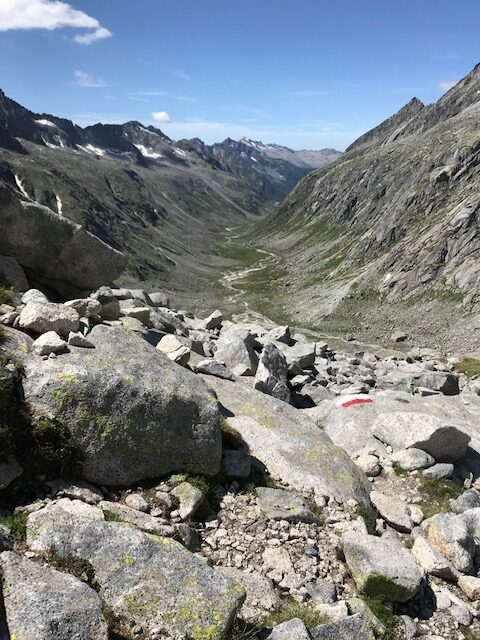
0,0,479,150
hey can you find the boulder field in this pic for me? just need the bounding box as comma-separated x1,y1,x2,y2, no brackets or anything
1,285,480,639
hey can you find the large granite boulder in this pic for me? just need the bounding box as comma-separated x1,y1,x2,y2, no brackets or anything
0,187,126,297
0,550,108,640
27,503,245,639
21,324,221,485
342,531,423,602
201,376,372,507
254,342,290,402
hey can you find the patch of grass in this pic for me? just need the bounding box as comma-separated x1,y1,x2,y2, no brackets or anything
455,357,480,378
0,512,27,547
104,510,122,522
357,503,377,536
0,288,13,305
262,598,328,631
419,476,463,519
392,462,409,477
229,619,263,640
362,595,396,638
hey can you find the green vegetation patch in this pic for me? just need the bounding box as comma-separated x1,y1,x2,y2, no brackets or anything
362,595,397,639
0,512,27,548
419,476,463,519
262,597,328,631
455,357,480,378
0,287,13,305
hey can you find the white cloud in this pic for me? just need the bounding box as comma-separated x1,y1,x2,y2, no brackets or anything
0,0,112,44
73,70,106,87
437,80,457,92
152,111,171,123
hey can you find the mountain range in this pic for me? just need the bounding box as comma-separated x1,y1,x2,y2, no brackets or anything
0,88,339,293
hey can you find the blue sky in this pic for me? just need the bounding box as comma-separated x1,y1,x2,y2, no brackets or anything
1,0,479,150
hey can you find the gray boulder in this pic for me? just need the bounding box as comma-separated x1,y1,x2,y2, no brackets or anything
372,413,470,462
342,531,423,602
64,298,102,318
0,550,108,639
254,342,290,402
451,490,480,514
256,487,317,523
90,286,121,320
218,567,279,623
149,291,170,307
265,325,291,344
21,324,221,485
422,463,454,479
19,301,80,337
370,491,414,533
0,190,126,297
411,536,459,580
171,482,205,520
312,614,375,640
194,358,235,381
202,376,372,507
32,331,67,355
99,501,174,537
391,448,435,471
278,342,316,372
27,504,244,639
214,326,258,376
422,513,475,573
204,309,223,330
270,618,311,640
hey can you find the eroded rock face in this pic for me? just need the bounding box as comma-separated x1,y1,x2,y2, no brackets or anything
22,324,221,485
27,504,245,639
0,191,126,297
0,550,108,640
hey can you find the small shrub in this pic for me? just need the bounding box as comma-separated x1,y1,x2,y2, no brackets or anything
455,357,480,378
262,598,328,631
0,288,12,305
229,619,263,640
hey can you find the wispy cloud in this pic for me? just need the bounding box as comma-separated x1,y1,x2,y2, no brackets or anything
0,0,112,44
437,80,457,92
129,91,196,103
282,89,334,98
152,111,171,123
432,51,461,61
73,70,106,88
169,69,192,81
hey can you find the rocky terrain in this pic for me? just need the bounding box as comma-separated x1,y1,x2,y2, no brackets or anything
1,253,480,639
0,88,338,297
243,63,480,352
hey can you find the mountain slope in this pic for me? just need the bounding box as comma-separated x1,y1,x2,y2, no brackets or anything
252,63,480,351
0,89,339,294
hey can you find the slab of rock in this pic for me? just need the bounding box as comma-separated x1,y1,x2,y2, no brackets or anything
202,376,372,507
32,330,67,355
195,358,235,380
265,325,291,345
19,301,80,337
22,324,221,485
270,618,311,640
391,448,435,471
370,491,414,532
99,501,173,537
218,567,279,623
204,310,223,330
254,342,290,402
411,536,459,580
372,413,470,462
422,463,454,479
256,487,317,523
450,490,480,514
156,334,191,365
0,193,126,297
171,482,205,520
214,327,258,376
422,513,475,573
45,479,103,505
312,613,375,640
0,550,108,639
342,532,423,602
458,575,480,601
27,504,244,639
0,254,28,291
125,493,149,512
279,342,316,371
68,332,95,348
148,291,170,308
64,298,102,318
